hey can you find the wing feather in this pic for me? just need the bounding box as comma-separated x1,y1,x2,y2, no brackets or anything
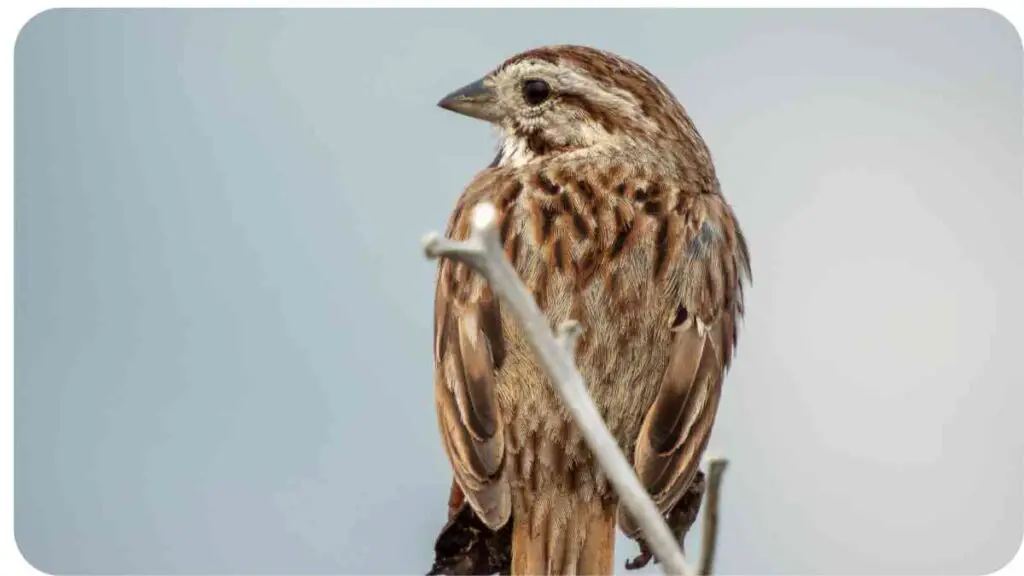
433,169,519,530
620,194,749,537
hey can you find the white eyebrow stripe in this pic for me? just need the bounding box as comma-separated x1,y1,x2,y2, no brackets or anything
553,68,662,135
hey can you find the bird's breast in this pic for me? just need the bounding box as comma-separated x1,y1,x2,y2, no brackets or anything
490,181,678,491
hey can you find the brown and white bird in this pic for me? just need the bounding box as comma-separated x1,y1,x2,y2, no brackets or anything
431,45,751,575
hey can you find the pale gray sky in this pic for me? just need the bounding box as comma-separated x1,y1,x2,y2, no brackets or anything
14,8,1023,575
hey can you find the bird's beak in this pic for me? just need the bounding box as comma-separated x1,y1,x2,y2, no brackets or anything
437,77,501,122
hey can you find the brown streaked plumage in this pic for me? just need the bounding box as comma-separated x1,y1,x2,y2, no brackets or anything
432,45,751,575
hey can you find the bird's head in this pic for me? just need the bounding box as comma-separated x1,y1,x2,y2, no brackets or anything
437,45,705,168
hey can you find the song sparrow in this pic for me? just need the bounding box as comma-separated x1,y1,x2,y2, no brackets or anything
432,45,750,575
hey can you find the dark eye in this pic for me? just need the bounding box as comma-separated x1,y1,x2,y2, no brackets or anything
522,79,551,105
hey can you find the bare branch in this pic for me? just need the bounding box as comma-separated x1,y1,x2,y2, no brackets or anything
423,201,728,576
422,233,486,273
697,458,728,576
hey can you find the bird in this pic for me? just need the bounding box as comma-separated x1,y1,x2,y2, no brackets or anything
430,44,751,576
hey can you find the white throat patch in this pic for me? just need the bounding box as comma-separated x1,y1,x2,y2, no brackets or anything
497,135,536,168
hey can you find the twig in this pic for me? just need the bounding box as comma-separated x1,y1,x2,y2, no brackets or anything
697,458,728,576
424,201,713,576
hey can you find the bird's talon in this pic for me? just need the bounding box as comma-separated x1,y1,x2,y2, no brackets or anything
625,539,654,570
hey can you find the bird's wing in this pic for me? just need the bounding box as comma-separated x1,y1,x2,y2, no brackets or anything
619,192,751,537
432,169,520,530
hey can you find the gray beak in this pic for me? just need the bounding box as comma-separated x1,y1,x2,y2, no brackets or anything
437,77,501,122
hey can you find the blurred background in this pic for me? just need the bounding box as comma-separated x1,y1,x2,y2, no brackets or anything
14,8,1023,575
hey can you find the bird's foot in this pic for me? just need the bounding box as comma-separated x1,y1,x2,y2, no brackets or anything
625,538,654,570
624,470,706,571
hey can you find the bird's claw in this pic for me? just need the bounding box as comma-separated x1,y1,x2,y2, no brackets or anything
625,538,654,570
625,536,685,570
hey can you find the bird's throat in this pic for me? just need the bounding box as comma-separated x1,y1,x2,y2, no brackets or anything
496,135,538,168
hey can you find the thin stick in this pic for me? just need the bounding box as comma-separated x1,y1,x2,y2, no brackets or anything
697,458,728,576
424,201,702,576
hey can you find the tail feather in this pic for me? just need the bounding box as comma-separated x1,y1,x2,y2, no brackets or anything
511,496,615,575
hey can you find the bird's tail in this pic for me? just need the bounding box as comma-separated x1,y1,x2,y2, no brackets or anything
510,493,616,576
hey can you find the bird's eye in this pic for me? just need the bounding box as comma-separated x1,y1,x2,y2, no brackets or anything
522,79,551,106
